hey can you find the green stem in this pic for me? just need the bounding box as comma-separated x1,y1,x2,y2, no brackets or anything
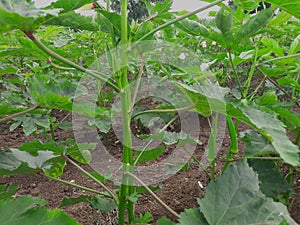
126,172,180,219
211,160,215,181
132,106,195,119
137,0,223,42
64,155,118,204
260,52,300,65
24,31,120,92
119,0,134,223
45,175,112,198
0,106,38,124
248,74,267,101
229,157,282,162
228,50,244,98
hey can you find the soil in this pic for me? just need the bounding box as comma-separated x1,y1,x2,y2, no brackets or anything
0,109,299,225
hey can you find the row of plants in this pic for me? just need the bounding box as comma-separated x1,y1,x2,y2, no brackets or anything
0,0,299,224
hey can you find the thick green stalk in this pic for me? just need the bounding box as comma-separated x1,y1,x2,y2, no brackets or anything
119,0,134,224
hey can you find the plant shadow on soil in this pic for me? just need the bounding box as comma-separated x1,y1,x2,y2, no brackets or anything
0,109,299,225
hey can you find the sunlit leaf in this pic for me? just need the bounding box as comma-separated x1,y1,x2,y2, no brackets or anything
0,0,60,32
198,161,297,225
0,196,80,225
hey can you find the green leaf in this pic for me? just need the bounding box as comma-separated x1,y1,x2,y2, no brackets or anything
266,0,300,18
0,102,18,117
277,76,300,91
90,197,117,212
175,82,299,166
215,8,234,45
165,162,186,175
0,148,55,170
176,19,210,37
95,10,130,38
0,196,80,225
198,161,297,225
144,0,172,18
44,0,95,13
156,216,176,225
66,142,96,164
60,195,93,207
134,146,165,163
0,183,19,200
249,159,292,199
233,0,260,11
240,130,275,157
45,11,100,31
235,8,274,43
0,0,60,32
179,208,208,225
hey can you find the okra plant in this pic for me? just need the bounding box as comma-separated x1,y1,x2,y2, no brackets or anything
0,0,299,224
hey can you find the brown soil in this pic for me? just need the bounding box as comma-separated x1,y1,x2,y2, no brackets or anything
0,110,299,225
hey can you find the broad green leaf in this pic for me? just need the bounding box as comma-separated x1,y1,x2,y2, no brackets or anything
255,90,278,106
0,184,19,201
134,147,165,163
198,161,297,225
249,159,292,199
19,140,63,155
233,0,260,11
156,216,176,225
45,11,100,31
277,76,300,91
145,0,172,16
42,156,66,177
175,82,299,166
66,142,96,164
240,130,275,157
0,196,80,225
269,11,292,27
0,148,55,170
215,8,234,45
60,195,93,207
44,0,95,13
166,162,187,175
273,107,300,131
179,208,208,225
0,0,60,32
261,38,284,57
240,103,299,166
266,0,300,18
133,212,153,224
0,102,18,118
176,19,210,37
95,10,130,38
235,8,274,43
90,197,117,212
